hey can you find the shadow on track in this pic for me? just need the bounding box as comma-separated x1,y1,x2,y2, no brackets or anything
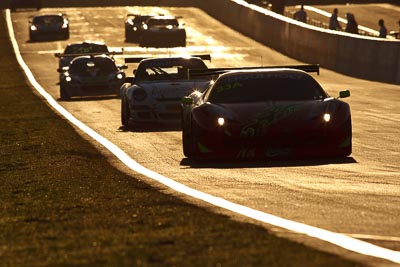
180,156,357,169
58,95,120,102
118,122,181,133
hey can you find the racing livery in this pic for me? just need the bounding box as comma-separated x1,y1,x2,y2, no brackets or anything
29,14,69,41
58,55,127,101
120,56,211,126
140,15,186,47
181,65,352,159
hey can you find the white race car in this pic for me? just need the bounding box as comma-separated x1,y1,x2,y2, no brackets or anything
120,56,211,127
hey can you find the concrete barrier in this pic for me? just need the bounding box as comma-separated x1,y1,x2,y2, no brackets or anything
198,0,400,84
2,0,399,84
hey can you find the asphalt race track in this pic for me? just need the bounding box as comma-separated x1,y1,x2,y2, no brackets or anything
9,4,400,266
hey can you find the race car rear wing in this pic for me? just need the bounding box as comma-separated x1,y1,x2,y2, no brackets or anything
124,54,211,63
126,13,165,17
188,64,320,78
54,50,124,58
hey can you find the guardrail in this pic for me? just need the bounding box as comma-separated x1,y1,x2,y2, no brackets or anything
2,0,399,84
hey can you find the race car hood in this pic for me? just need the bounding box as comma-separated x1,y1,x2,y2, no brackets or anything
139,80,209,101
70,72,120,83
193,98,348,133
149,25,181,31
34,22,64,31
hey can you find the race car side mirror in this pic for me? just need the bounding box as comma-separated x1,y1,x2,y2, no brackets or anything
181,96,193,105
338,90,350,99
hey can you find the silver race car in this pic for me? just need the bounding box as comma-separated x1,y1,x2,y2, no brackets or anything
120,56,211,127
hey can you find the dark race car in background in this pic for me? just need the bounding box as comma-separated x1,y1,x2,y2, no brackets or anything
120,55,211,127
140,15,186,47
124,13,155,42
58,55,127,101
29,14,69,41
54,41,119,69
181,65,352,160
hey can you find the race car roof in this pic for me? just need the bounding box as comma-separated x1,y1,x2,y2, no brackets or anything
124,54,211,63
188,64,319,78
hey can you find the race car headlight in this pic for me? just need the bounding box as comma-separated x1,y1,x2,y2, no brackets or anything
132,88,147,101
217,117,225,126
323,113,331,122
116,73,124,80
30,25,38,31
143,24,148,30
65,76,72,82
62,19,69,28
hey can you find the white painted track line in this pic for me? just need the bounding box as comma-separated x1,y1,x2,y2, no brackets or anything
5,9,400,265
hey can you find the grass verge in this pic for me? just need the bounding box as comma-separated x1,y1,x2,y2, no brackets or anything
0,11,363,267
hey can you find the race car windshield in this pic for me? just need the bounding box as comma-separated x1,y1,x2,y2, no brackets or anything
147,19,179,27
135,59,207,82
133,16,152,24
33,16,63,25
208,76,327,103
69,60,118,76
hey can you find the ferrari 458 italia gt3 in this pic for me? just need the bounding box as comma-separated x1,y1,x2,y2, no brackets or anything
181,65,352,159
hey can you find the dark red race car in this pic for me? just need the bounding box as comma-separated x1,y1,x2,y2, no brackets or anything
181,65,352,160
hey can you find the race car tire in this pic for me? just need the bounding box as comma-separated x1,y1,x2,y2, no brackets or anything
29,33,36,42
125,31,138,42
139,34,151,47
115,88,121,98
139,38,148,47
64,31,70,40
179,38,186,47
182,115,192,158
121,95,131,126
337,116,352,157
60,85,71,101
183,116,201,159
125,30,131,42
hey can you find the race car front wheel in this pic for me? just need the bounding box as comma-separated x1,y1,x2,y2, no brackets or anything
121,96,131,126
60,85,70,101
182,116,201,159
182,122,192,158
